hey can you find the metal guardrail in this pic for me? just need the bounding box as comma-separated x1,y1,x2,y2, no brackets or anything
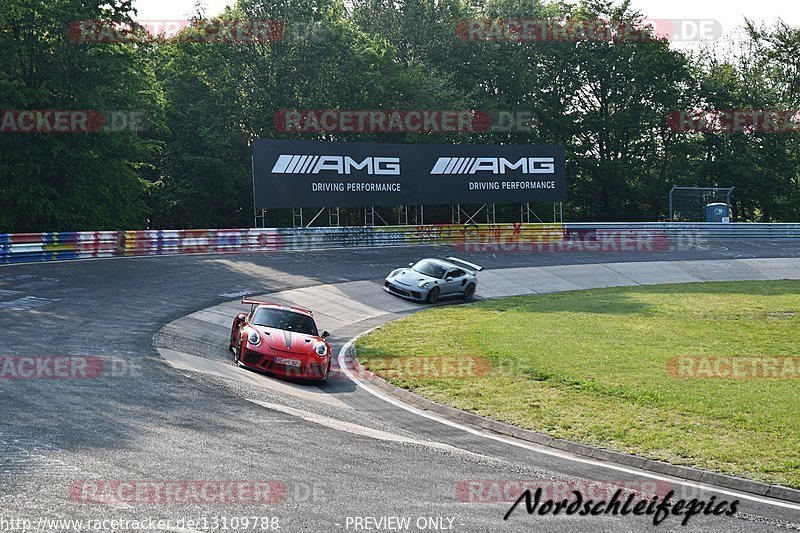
565,222,800,239
0,223,798,264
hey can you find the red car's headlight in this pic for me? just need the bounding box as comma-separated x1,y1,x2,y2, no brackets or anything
314,342,328,357
248,330,261,346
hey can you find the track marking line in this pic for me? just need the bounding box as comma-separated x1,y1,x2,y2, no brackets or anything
246,398,486,457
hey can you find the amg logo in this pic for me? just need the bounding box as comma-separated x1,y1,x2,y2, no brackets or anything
430,157,555,174
271,154,400,175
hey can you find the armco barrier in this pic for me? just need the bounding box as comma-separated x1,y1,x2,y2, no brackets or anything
0,223,798,265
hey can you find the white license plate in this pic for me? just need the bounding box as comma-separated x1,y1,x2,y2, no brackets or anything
274,357,301,367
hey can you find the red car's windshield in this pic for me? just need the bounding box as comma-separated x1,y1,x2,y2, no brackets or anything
251,308,318,336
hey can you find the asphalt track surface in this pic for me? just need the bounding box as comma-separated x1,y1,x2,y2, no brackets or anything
1,241,800,533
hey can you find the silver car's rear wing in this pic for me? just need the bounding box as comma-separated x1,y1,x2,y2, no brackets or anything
444,256,484,272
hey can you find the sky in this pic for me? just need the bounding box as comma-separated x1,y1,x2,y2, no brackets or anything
133,0,799,49
627,0,799,31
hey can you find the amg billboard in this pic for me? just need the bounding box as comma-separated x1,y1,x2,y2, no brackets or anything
252,139,566,209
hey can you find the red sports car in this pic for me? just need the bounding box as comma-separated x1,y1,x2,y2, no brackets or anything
229,298,332,382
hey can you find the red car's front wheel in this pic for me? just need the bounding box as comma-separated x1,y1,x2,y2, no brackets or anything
229,325,240,352
233,332,246,366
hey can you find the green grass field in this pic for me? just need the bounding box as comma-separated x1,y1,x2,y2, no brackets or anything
356,281,800,488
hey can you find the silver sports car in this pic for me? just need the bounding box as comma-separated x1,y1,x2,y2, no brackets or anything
383,256,483,304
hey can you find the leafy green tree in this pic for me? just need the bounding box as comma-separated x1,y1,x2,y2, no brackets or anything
0,0,163,231
691,22,800,221
1,0,798,229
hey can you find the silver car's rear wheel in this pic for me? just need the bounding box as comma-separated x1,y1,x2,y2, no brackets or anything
463,283,475,300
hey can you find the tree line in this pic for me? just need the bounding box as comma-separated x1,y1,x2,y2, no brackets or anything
1,0,798,231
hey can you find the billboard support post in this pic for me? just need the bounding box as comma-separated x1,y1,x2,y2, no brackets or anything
461,204,486,225
453,204,496,225
521,203,559,224
292,208,304,227
669,185,676,221
328,207,340,226
521,202,531,223
451,204,461,224
305,207,327,227
363,207,388,226
554,202,563,223
251,155,257,228
398,206,408,225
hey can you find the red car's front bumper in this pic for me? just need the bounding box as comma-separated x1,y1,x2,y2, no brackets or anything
239,346,330,381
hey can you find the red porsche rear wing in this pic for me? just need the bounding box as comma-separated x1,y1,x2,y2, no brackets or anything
241,297,314,316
